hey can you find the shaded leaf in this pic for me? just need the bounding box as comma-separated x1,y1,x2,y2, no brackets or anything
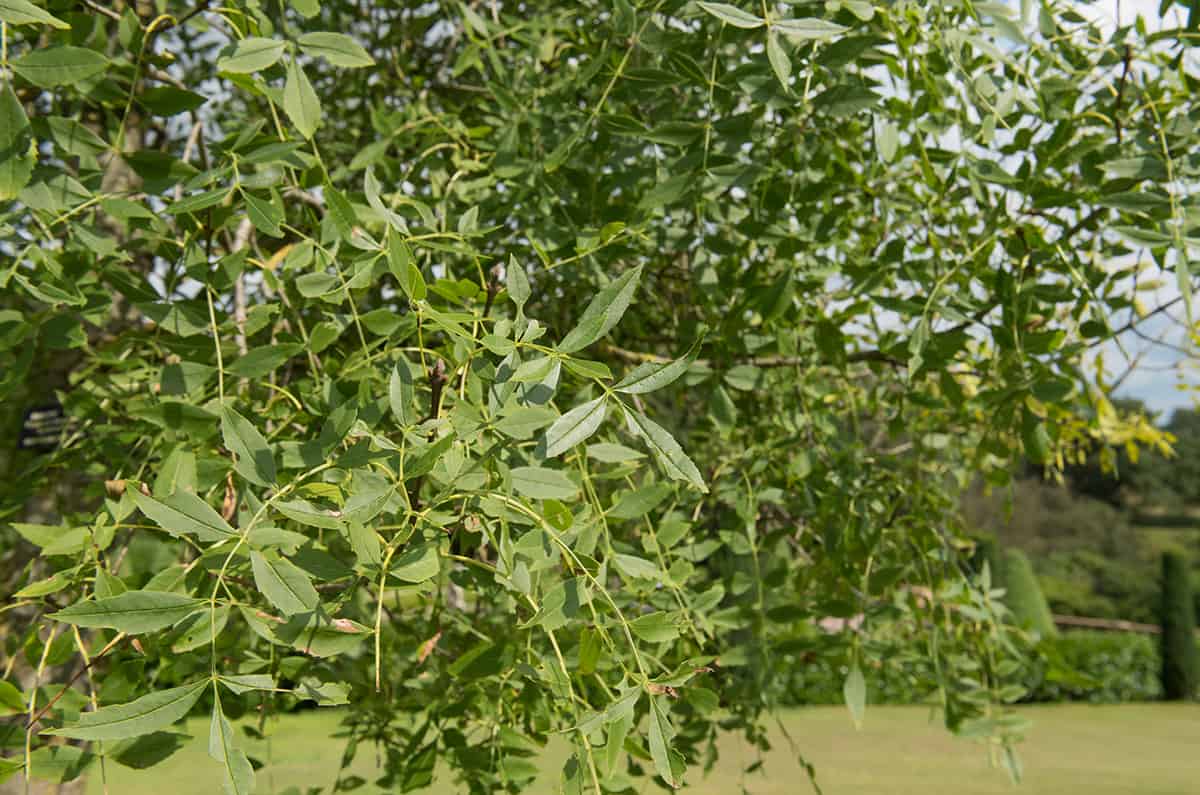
109,732,190,770
391,541,439,583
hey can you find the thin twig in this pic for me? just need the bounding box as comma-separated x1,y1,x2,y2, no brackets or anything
26,633,127,730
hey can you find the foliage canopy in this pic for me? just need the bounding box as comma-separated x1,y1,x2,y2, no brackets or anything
1,0,1198,791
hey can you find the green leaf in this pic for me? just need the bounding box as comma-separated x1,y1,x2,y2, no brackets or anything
387,238,426,300
342,470,393,524
217,37,285,73
134,488,236,542
647,696,678,787
612,553,659,580
613,340,700,394
250,551,319,615
11,47,108,88
586,443,646,463
244,191,284,237
210,696,255,795
246,527,307,552
558,266,643,353
696,2,763,28
626,410,707,492
543,397,607,458
166,187,231,215
153,447,197,497
347,521,382,567
324,182,357,240
0,680,25,714
226,343,303,379
507,255,531,309
291,0,319,17
0,0,70,28
283,59,321,139
511,466,578,500
495,405,558,440
11,523,88,555
609,483,672,519
139,86,208,116
876,118,899,162
218,674,275,695
1097,191,1169,212
637,174,690,211
1113,225,1172,247
529,577,590,631
391,542,439,583
274,498,344,530
297,32,374,68
51,591,205,634
1103,157,1166,181
15,572,71,598
629,611,680,643
844,662,866,729
45,680,208,741
766,32,791,88
389,357,417,426
0,82,35,201
172,606,229,653
221,405,277,487
774,18,848,40
1022,416,1053,464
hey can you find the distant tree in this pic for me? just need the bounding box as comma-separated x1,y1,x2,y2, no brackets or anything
1160,552,1199,701
1159,410,1200,505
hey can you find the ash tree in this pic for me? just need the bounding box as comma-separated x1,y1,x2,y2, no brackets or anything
0,0,1195,792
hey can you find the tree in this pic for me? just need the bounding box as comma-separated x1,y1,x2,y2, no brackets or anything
0,1,1193,791
1160,552,1198,701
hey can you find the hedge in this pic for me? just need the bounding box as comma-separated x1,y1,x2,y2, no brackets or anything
1160,552,1199,700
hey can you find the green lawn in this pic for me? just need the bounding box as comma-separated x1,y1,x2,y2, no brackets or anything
84,703,1200,795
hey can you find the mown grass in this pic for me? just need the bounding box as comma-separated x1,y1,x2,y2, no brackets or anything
85,703,1200,795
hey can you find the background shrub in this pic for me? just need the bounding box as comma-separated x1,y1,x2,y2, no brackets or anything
1029,631,1161,703
1003,550,1058,638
